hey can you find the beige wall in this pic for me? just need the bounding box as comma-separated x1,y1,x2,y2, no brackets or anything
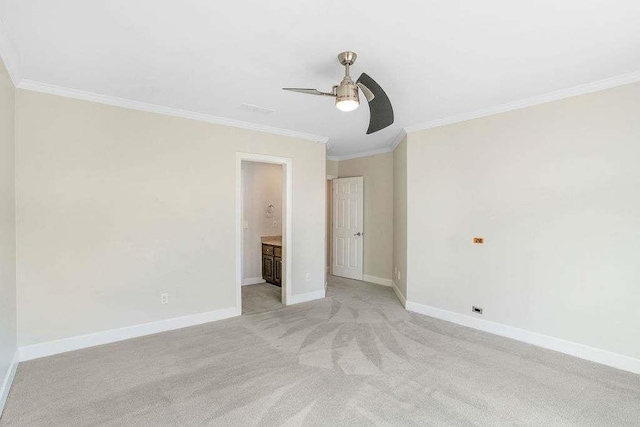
0,56,16,404
338,152,393,281
326,156,338,272
15,89,326,346
242,162,282,281
392,137,407,298
326,159,338,177
326,180,332,273
407,82,640,359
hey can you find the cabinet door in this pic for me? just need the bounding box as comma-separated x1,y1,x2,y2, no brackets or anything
262,255,274,283
273,257,282,287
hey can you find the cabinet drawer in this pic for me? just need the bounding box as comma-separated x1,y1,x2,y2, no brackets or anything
274,246,282,257
262,244,274,255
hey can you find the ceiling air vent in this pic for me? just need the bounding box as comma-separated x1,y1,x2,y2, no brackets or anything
238,103,274,115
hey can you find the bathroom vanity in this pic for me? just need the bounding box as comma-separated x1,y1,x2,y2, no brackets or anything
261,236,282,287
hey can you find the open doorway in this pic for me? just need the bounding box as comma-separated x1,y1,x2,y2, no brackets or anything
236,153,292,315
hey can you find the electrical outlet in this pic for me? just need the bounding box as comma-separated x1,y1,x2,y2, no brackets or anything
243,221,249,229
305,273,311,281
396,270,401,281
161,293,169,304
472,306,483,314
272,220,278,228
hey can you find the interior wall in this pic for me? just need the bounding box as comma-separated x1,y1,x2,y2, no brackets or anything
392,136,407,298
15,89,326,347
242,162,282,282
338,152,393,281
407,82,640,360
326,159,337,276
0,57,16,406
325,180,333,273
326,159,338,177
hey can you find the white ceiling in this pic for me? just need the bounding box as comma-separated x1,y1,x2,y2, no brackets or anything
1,1,640,158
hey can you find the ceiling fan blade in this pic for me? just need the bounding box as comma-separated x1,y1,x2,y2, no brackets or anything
356,73,394,134
282,88,335,97
356,82,375,102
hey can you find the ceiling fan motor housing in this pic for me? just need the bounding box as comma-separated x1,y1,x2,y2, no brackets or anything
283,51,394,127
335,77,360,108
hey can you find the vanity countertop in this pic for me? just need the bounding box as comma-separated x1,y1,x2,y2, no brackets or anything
261,236,282,247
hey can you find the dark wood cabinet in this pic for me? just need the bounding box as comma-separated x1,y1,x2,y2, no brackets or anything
262,253,274,283
262,243,282,287
273,257,282,285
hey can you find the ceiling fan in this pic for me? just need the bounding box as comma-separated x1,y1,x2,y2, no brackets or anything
283,51,394,134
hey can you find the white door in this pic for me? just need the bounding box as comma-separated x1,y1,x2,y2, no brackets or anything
332,177,364,280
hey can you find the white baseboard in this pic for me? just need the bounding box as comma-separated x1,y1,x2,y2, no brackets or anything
0,351,18,418
289,289,326,305
19,307,239,362
363,275,393,287
391,282,407,308
242,277,266,286
405,301,640,375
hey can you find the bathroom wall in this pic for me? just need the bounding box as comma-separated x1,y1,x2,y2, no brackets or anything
242,161,283,283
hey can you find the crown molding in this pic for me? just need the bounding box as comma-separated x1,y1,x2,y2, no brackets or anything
17,79,329,144
404,70,640,133
16,68,640,158
0,18,22,85
389,129,406,151
324,70,640,162
327,129,406,161
327,146,395,161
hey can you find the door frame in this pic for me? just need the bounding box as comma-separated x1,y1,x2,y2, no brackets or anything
235,152,293,314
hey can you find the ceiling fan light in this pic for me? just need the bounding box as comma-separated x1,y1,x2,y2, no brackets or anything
336,99,359,112
335,81,360,112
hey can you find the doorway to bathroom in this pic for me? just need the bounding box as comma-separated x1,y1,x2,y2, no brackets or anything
235,153,292,315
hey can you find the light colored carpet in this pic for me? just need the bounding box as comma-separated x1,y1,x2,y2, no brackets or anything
242,283,282,315
2,275,639,425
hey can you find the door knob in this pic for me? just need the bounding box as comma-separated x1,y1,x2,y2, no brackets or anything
354,232,363,237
